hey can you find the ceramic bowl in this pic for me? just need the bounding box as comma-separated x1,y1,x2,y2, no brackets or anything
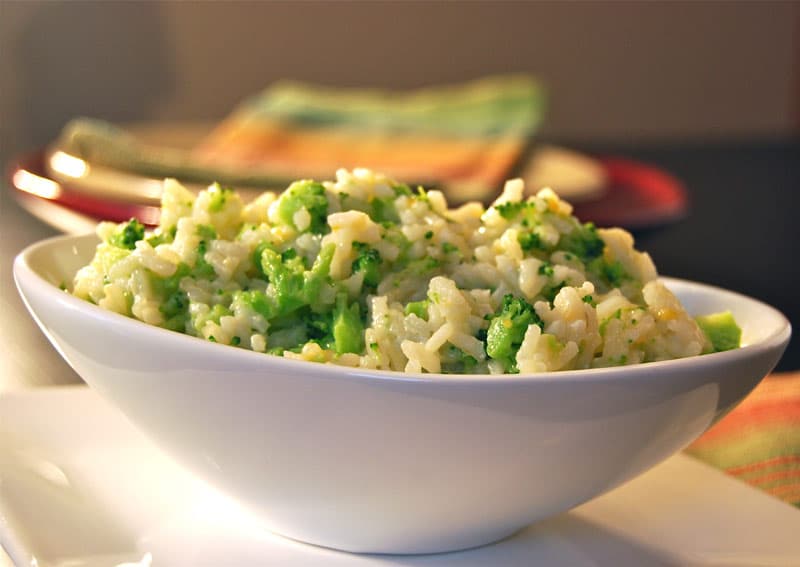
14,234,790,554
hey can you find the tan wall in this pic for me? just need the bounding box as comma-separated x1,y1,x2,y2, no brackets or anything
1,1,797,160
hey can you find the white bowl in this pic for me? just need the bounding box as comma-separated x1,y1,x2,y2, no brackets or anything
14,233,791,554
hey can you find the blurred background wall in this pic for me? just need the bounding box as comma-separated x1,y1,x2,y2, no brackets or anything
1,0,797,166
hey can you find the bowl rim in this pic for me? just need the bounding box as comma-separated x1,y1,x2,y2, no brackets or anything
14,233,792,387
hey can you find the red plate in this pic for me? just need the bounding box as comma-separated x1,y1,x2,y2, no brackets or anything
8,151,687,234
572,157,687,229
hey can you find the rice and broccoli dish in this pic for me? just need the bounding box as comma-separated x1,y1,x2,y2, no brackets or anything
72,168,739,374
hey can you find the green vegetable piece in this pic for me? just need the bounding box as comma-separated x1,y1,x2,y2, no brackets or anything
407,257,442,275
494,201,526,220
258,246,306,315
207,183,234,213
404,299,429,320
332,294,364,355
162,314,187,332
538,262,554,277
486,294,543,372
108,219,145,250
196,224,217,240
370,196,400,224
151,263,191,327
193,240,216,279
146,229,173,248
239,289,274,320
352,242,382,288
207,304,231,324
392,183,413,196
276,180,329,234
560,222,605,262
303,243,335,304
518,231,544,252
160,289,188,319
306,309,334,348
252,242,273,279
695,311,742,352
601,261,628,287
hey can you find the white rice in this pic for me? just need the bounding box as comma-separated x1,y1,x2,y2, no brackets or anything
73,168,711,374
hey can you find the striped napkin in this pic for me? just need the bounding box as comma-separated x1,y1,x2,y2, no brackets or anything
193,75,545,202
688,371,800,507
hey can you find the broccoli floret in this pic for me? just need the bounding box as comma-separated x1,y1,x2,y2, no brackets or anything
306,309,334,348
257,246,307,316
538,262,555,277
160,290,188,319
587,258,629,290
392,182,413,196
601,261,628,287
108,219,145,250
303,243,335,305
149,263,191,329
249,242,335,318
332,293,364,355
238,289,274,320
486,294,543,372
369,196,400,224
351,242,382,288
494,201,527,220
275,180,329,234
559,222,605,262
518,231,545,252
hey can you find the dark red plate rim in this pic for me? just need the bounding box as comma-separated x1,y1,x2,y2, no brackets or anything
8,150,688,231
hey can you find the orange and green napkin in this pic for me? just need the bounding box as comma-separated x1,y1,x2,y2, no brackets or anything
55,75,545,203
688,371,800,507
193,75,544,201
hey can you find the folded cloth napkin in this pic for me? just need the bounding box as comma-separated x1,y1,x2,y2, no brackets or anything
55,75,545,203
193,75,544,202
687,371,800,507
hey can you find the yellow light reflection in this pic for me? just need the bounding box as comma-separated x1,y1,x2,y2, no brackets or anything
13,169,62,200
49,150,89,178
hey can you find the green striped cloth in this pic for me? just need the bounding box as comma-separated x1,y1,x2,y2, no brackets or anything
687,371,800,507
